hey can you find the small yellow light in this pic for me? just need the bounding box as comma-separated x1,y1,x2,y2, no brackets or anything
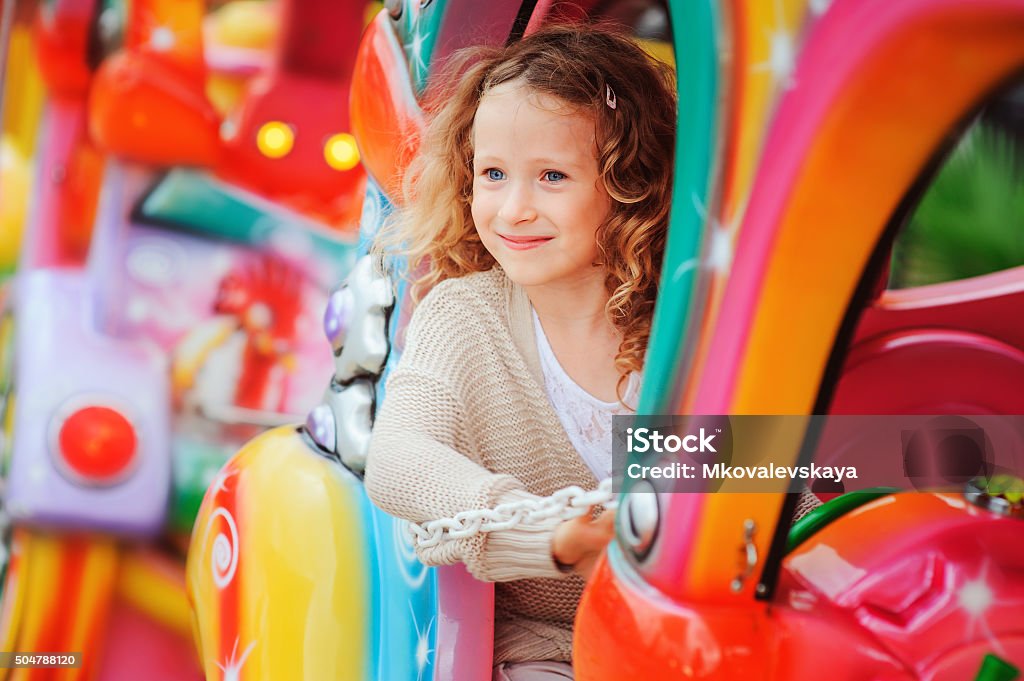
323,133,360,171
256,121,294,159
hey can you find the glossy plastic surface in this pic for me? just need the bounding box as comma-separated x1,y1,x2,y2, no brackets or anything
585,0,1024,676
188,427,372,680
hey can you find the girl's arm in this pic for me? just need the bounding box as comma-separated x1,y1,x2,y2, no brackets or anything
365,365,567,582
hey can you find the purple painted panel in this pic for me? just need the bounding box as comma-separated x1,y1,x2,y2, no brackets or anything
6,270,171,535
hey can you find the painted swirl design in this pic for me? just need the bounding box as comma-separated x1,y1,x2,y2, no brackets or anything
207,507,239,589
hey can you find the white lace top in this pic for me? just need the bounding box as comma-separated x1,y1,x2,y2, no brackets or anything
533,309,640,480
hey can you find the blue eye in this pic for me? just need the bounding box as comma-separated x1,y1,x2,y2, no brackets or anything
544,171,567,183
486,168,506,181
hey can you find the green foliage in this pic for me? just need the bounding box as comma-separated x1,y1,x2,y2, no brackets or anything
890,122,1024,289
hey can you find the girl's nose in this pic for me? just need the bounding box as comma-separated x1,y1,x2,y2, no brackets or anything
497,184,537,224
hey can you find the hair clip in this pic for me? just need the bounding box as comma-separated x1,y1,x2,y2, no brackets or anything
605,84,617,110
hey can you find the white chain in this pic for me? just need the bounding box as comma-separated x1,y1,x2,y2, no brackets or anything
407,478,617,549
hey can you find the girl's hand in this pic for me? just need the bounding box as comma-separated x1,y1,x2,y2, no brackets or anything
551,507,616,580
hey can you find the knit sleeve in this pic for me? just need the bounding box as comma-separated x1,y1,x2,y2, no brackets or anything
363,279,566,582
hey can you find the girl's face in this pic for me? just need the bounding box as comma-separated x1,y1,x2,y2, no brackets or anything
470,81,611,290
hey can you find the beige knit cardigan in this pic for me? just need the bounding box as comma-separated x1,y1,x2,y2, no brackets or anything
364,267,599,665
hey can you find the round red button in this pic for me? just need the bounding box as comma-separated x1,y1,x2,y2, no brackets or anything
57,406,138,483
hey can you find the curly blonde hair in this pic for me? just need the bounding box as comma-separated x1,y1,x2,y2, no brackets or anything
378,23,676,398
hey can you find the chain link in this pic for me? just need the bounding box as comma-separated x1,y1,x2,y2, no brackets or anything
407,478,617,549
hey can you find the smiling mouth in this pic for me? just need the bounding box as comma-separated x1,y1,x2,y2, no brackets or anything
498,234,553,251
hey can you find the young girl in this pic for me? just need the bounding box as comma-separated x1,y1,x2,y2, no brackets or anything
364,24,676,680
